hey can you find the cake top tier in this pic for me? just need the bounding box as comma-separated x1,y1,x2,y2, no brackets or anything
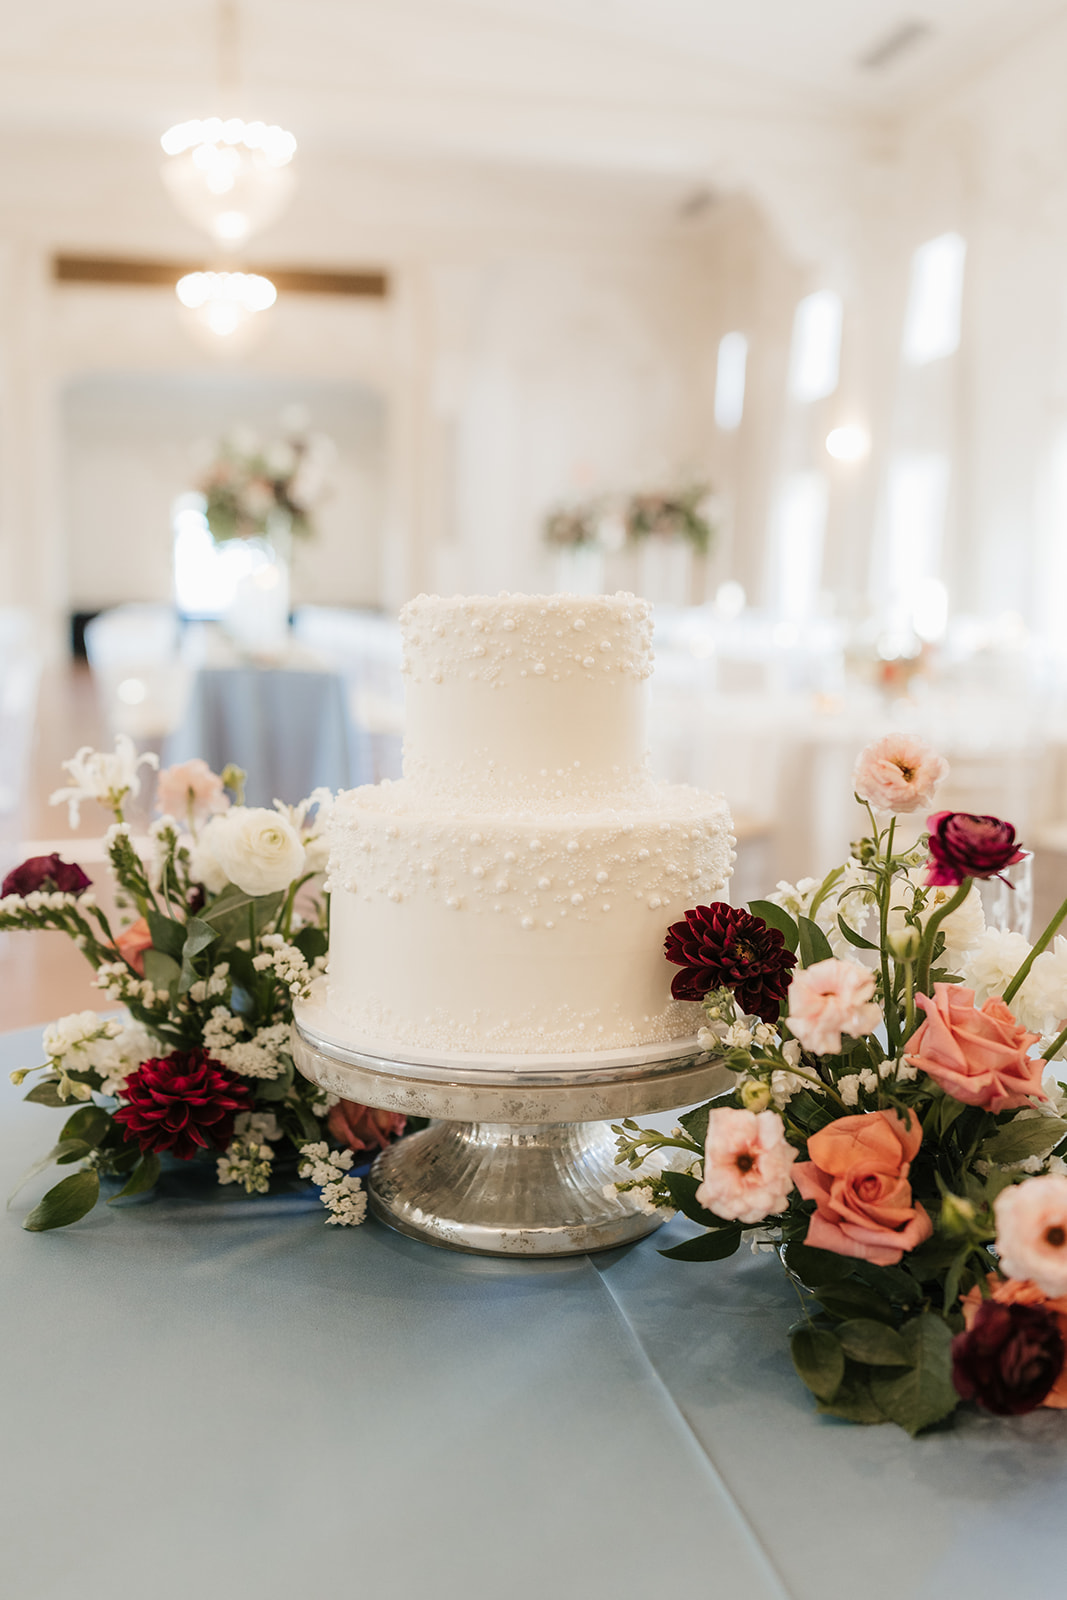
399,592,654,688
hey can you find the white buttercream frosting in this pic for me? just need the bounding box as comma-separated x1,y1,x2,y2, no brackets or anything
325,592,734,1056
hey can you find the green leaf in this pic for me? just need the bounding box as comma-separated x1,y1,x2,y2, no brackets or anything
109,1151,161,1202
23,1078,69,1107
905,1235,968,1282
980,1116,1067,1166
782,1240,854,1287
23,1169,101,1231
7,1139,89,1204
836,915,878,953
178,915,221,994
747,899,799,953
816,1368,888,1425
255,1056,295,1100
810,1282,897,1323
293,925,328,963
59,1105,111,1149
836,1318,910,1366
797,916,834,968
660,1170,733,1228
791,1325,845,1401
202,885,285,942
658,1226,743,1261
143,949,181,993
145,910,186,960
868,1313,957,1436
937,1096,968,1138
941,1245,973,1313
678,1098,728,1147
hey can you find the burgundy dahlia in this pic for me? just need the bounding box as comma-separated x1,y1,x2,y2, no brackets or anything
114,1051,253,1161
926,811,1025,888
664,903,797,1023
951,1299,1064,1416
1,853,92,898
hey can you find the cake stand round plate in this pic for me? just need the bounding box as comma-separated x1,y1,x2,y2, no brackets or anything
291,1002,727,1258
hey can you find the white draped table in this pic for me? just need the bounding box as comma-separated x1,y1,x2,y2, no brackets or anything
3,1022,1067,1600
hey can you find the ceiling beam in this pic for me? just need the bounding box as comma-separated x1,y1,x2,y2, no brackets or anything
53,255,388,298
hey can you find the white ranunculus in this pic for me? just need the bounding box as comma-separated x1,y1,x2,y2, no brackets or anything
189,811,234,894
213,807,306,897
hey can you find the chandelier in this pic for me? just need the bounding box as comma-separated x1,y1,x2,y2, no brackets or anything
175,269,277,338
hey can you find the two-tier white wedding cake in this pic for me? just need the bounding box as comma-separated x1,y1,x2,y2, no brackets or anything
323,592,734,1060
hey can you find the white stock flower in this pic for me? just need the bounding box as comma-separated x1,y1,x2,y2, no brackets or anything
213,807,306,897
888,874,986,965
961,929,1033,1008
50,736,158,827
1019,937,1067,1038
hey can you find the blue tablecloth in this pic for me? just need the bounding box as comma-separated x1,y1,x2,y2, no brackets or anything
3,1021,1066,1600
164,667,355,806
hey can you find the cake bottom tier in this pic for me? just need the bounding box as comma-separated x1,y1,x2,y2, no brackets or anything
325,784,734,1057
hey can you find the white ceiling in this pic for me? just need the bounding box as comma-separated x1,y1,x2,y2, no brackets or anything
0,0,1063,168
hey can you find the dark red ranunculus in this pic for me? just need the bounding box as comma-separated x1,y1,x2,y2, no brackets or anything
926,811,1025,888
951,1299,1064,1416
114,1051,253,1161
664,903,797,1023
327,1099,406,1154
1,853,92,898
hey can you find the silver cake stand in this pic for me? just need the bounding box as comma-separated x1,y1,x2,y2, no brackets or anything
291,996,726,1257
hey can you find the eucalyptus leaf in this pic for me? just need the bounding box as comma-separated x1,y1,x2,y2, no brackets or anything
7,1139,89,1205
178,915,221,993
868,1314,957,1436
202,886,285,942
23,1169,101,1232
109,1151,161,1202
143,949,181,993
791,1325,845,1401
23,1078,69,1108
59,1104,111,1149
836,1318,910,1367
980,1116,1067,1166
835,915,878,952
145,910,186,960
658,1226,743,1262
293,925,328,963
747,899,799,952
660,1170,732,1228
797,915,834,968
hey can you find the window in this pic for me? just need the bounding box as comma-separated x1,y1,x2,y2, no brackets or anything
884,453,950,620
772,471,828,621
172,493,271,618
902,233,966,365
788,291,842,403
714,331,748,429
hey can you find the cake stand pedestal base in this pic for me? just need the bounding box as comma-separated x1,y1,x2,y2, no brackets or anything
291,1005,726,1258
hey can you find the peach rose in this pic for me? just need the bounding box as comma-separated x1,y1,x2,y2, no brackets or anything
696,1107,798,1224
852,733,948,815
327,1099,406,1154
794,1108,933,1265
156,759,230,829
114,916,153,976
786,958,882,1056
995,1176,1067,1298
961,1275,1067,1408
905,983,1044,1111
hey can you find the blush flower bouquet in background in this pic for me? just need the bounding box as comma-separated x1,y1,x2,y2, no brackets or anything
614,731,1067,1435
0,740,409,1232
196,413,335,545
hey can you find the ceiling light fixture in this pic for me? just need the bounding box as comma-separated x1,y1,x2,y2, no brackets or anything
160,116,297,247
175,269,277,338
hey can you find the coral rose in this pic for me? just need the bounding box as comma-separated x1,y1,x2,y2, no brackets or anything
793,1109,932,1266
995,1176,1067,1298
327,1099,406,1154
852,733,948,814
696,1107,798,1224
961,1276,1067,1409
114,916,153,976
951,1298,1064,1416
156,758,229,829
904,983,1044,1111
925,810,1025,888
786,958,882,1056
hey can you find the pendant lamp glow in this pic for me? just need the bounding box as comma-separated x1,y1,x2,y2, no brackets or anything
161,118,297,246
175,269,277,338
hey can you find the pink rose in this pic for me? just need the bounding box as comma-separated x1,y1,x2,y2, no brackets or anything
794,1109,933,1266
852,733,948,814
786,958,882,1056
995,1177,1067,1298
327,1100,406,1154
156,759,230,829
696,1107,798,1224
114,916,153,975
961,1275,1067,1408
904,983,1044,1111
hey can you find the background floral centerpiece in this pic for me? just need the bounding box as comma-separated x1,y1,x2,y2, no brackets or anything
196,412,335,545
614,733,1067,1434
1,740,406,1232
